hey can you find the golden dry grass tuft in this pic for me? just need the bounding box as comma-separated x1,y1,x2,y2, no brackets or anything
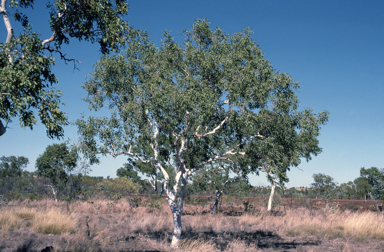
0,206,76,235
266,208,384,241
177,238,219,252
32,208,77,234
0,209,21,233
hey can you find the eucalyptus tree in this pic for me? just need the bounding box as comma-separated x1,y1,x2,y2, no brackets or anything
0,155,29,177
35,143,78,200
0,0,132,138
76,20,328,247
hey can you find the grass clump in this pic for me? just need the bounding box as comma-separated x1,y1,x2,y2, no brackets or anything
0,210,21,231
280,208,384,241
0,206,76,235
32,208,77,234
14,207,36,220
178,238,219,252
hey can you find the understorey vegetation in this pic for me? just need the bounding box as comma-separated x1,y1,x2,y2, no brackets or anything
1,198,384,251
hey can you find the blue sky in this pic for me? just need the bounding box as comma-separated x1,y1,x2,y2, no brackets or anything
1,0,383,187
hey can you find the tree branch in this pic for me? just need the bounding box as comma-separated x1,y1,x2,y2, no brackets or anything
1,0,14,63
195,115,229,139
189,132,263,174
44,47,81,70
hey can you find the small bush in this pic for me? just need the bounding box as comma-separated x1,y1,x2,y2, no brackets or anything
97,177,142,199
27,193,43,201
6,190,22,201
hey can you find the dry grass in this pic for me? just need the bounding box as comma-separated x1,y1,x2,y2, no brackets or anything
177,238,219,252
0,204,76,235
32,208,77,234
273,208,384,241
1,199,384,251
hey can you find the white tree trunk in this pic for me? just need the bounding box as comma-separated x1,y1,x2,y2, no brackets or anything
170,206,183,247
1,0,14,63
168,172,188,248
46,185,58,202
267,184,276,212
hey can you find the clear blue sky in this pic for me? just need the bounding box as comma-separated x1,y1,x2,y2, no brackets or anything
1,0,383,187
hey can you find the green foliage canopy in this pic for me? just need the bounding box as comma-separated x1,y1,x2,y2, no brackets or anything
76,20,328,185
0,0,132,138
35,143,78,184
311,173,337,196
0,155,29,177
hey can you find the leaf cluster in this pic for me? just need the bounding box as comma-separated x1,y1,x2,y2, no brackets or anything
1,0,133,138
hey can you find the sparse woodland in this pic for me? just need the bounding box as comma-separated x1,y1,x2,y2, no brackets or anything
1,1,383,251
1,159,384,251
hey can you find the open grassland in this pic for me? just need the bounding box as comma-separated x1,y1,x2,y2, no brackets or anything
0,198,384,251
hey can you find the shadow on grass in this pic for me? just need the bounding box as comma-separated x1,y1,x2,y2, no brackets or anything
143,229,321,250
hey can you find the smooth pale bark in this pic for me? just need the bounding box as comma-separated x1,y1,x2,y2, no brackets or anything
46,185,58,202
170,205,183,247
1,0,14,63
267,184,276,212
168,172,188,248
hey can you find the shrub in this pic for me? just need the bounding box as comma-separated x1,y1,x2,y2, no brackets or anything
27,193,43,201
6,190,22,201
97,177,142,199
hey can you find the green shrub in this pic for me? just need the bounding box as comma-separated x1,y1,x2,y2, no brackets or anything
97,177,142,198
6,190,22,201
148,195,162,209
27,193,43,201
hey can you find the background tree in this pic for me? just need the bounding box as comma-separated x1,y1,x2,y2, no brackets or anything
311,173,337,198
76,20,328,247
188,161,247,214
334,181,357,199
353,176,373,199
116,157,173,194
0,0,132,138
0,155,29,177
358,167,384,200
35,143,78,200
116,162,142,184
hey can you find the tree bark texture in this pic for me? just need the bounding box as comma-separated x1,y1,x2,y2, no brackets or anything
166,172,188,248
210,190,222,214
170,206,182,247
267,184,276,212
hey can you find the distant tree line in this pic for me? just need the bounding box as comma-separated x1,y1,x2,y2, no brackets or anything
1,143,381,203
310,168,384,200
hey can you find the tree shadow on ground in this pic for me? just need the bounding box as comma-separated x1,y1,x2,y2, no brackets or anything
144,229,321,250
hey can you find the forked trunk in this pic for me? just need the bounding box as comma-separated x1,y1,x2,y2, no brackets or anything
267,184,276,212
210,190,222,214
